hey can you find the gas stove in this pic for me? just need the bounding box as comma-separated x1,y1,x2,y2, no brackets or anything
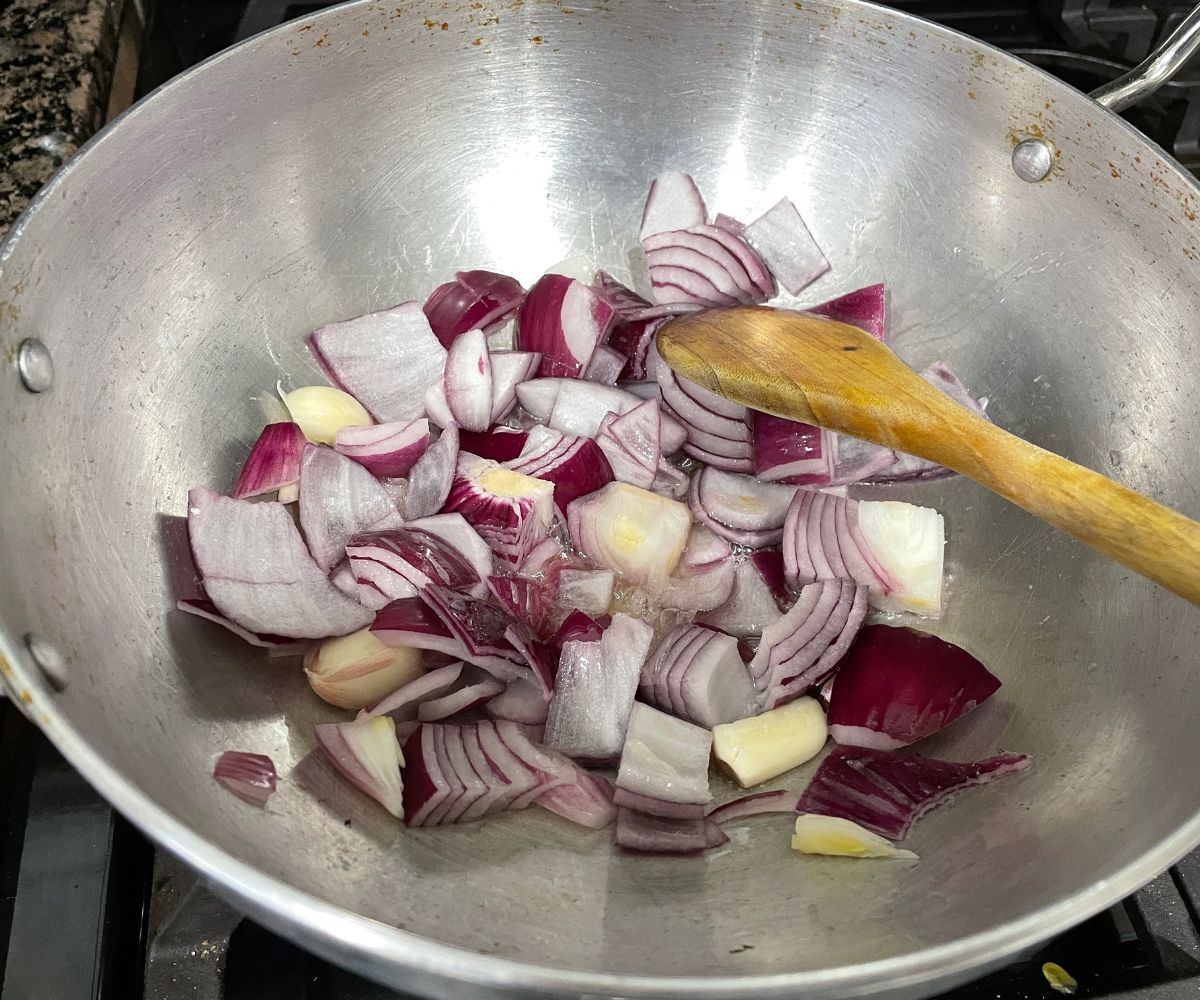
6,2,1200,998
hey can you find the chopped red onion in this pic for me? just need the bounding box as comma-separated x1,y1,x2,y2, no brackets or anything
534,766,616,829
741,197,829,295
555,568,615,617
827,625,1001,750
457,427,529,463
233,422,308,499
417,678,505,722
423,270,525,349
298,445,403,570
334,418,429,478
808,283,887,341
314,716,405,817
648,341,752,456
639,624,756,727
612,788,705,819
659,557,735,613
176,598,303,650
419,585,525,677
707,789,802,825
370,598,469,659
781,491,945,616
615,809,727,854
516,274,614,379
518,378,687,453
752,412,835,485
489,350,541,423
678,523,733,575
695,466,798,532
796,745,1031,840
644,229,768,307
687,475,781,549
358,660,465,721
307,302,447,422
639,170,707,241
827,434,897,487
751,579,868,710
187,487,372,639
713,212,745,235
423,381,455,429
595,399,661,489
750,549,789,606
443,328,493,432
345,526,476,608
505,623,556,697
592,270,650,320
503,425,614,513
584,344,625,385
405,424,459,519
689,223,774,298
213,750,278,806
544,613,653,761
517,535,564,579
486,677,550,724
696,555,785,640
488,574,552,635
550,610,606,648
567,483,691,592
443,454,555,565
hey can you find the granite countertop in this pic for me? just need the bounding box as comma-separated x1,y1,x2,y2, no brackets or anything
0,0,122,236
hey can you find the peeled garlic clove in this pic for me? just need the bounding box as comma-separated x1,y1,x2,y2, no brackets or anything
304,628,423,710
711,696,827,788
283,386,372,446
791,814,917,860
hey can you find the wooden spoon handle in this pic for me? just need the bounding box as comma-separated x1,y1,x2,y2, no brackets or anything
915,392,1200,604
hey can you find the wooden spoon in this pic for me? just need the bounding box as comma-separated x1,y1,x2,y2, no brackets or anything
656,306,1200,605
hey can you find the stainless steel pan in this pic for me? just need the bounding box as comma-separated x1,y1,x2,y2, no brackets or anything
2,1,1200,996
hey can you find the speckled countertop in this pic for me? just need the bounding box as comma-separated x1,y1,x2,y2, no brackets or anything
0,0,121,235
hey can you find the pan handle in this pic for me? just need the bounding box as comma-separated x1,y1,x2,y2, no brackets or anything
1090,5,1200,112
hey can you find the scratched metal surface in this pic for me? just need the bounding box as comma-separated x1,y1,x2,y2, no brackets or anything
1,0,1199,997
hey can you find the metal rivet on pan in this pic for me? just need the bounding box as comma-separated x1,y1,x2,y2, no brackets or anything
25,633,67,690
1012,138,1053,183
16,338,54,392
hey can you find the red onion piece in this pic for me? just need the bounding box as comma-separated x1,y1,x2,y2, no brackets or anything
567,483,692,592
781,491,945,616
707,789,802,824
659,557,735,613
423,269,525,349
176,598,304,651
405,423,459,519
505,623,557,697
314,716,405,817
233,422,307,499
695,466,798,532
187,487,372,639
307,302,447,422
615,809,727,854
751,579,868,710
424,381,455,429
555,568,615,617
643,229,768,307
334,418,429,478
516,274,614,379
593,270,650,319
596,399,661,490
550,610,606,649
648,340,751,442
443,328,493,432
359,660,465,721
639,625,755,728
443,454,555,565
750,549,789,606
584,344,625,385
617,703,712,805
713,212,746,235
827,625,1001,750
519,377,686,453
419,585,525,678
401,725,452,825
534,767,616,829
486,677,550,724
489,350,541,423
741,197,829,295
679,523,733,575
503,426,615,514
488,575,552,635
299,445,403,571
639,170,707,241
689,223,775,298
213,750,277,806
623,302,706,323
796,745,1031,840
457,427,529,463
417,679,505,722
752,412,835,485
687,475,781,549
517,536,564,579
544,613,653,761
696,555,786,640
612,788,705,819
808,283,887,341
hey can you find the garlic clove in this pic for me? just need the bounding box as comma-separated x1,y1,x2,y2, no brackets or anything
304,627,423,710
791,814,918,860
711,696,827,787
283,386,372,446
